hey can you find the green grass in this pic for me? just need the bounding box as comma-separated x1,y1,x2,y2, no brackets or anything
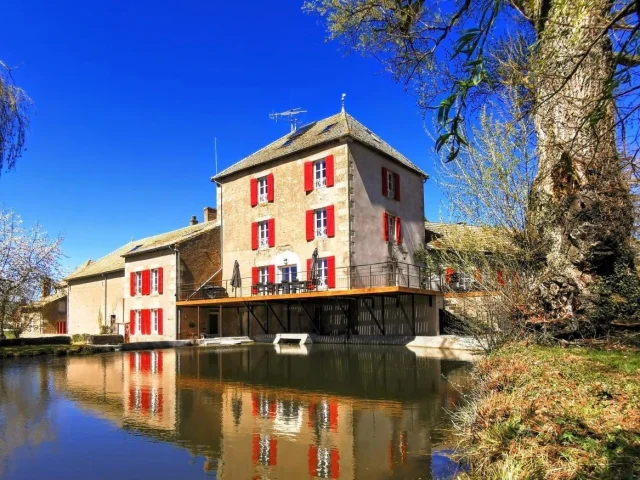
455,343,640,479
0,344,112,359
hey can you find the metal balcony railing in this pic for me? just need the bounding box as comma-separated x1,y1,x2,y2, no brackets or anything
179,262,444,301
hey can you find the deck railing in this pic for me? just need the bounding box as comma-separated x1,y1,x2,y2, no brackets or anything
179,262,444,301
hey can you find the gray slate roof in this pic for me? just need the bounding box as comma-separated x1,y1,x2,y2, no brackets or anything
65,222,218,281
213,111,428,181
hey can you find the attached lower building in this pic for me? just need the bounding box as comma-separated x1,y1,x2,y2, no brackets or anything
64,209,220,341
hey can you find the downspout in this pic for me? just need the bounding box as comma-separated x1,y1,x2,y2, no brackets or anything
102,273,107,333
172,245,180,340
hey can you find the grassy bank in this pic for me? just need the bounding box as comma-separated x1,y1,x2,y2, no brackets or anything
455,343,640,479
0,344,115,359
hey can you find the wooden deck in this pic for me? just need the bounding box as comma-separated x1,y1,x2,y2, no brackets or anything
176,285,442,307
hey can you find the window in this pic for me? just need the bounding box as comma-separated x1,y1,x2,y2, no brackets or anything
386,171,396,199
314,160,326,188
135,310,141,334
280,265,298,282
317,258,328,287
387,215,396,243
258,266,269,284
258,177,268,203
151,269,159,293
315,208,328,238
258,221,269,248
135,272,142,295
152,309,158,334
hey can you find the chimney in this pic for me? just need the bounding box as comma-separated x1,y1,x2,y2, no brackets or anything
41,277,52,298
190,215,199,226
203,207,217,223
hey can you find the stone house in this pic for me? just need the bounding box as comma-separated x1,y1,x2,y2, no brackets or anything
20,279,68,335
179,110,444,337
64,209,220,341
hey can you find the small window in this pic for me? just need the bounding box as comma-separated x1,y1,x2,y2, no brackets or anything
258,266,269,284
135,272,142,295
314,160,327,188
151,269,159,293
386,171,396,199
387,215,396,244
258,177,268,203
317,259,329,287
152,309,158,334
315,208,328,238
280,265,298,282
258,221,269,248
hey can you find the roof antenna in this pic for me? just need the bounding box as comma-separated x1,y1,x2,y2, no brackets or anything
214,137,218,176
341,93,346,113
269,108,307,133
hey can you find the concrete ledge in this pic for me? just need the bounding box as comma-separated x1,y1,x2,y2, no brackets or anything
406,335,483,351
120,340,193,351
273,333,312,345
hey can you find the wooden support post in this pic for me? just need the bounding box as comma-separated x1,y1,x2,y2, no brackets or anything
363,297,384,335
265,302,288,332
381,296,385,335
244,303,267,333
287,303,291,332
398,297,415,336
296,300,320,334
266,303,269,334
412,294,416,335
197,306,200,339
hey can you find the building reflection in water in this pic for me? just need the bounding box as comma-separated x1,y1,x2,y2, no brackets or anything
51,344,472,479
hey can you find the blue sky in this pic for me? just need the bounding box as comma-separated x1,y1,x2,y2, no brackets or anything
2,0,445,273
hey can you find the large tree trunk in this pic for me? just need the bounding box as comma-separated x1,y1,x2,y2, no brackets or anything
529,0,634,330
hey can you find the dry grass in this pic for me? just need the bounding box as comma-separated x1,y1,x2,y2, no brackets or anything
454,343,640,479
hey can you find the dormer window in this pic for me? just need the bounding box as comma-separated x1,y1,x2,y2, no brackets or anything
314,160,326,188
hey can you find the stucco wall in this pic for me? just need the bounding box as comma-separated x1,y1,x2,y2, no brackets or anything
124,250,177,342
68,271,124,335
219,143,350,284
349,141,425,266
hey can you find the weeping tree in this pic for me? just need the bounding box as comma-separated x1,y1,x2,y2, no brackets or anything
305,0,640,331
0,61,31,176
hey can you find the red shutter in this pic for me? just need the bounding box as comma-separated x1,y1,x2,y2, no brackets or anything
251,267,259,295
396,217,402,245
250,178,258,207
395,173,401,201
497,270,505,286
268,265,275,284
327,205,335,237
130,272,136,296
329,449,340,479
326,155,334,187
382,167,388,197
267,173,274,202
157,351,163,372
158,267,163,294
304,161,313,192
383,212,389,241
142,270,150,295
144,309,151,335
327,256,336,288
130,310,135,334
306,210,315,241
158,308,163,335
307,259,312,281
251,222,258,250
269,438,278,466
445,268,455,284
268,218,275,247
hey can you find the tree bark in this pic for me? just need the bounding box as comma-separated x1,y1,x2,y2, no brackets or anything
529,0,634,327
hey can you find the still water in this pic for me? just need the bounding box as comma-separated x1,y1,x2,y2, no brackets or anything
0,345,472,480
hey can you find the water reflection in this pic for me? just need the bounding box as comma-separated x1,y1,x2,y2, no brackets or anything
0,345,472,479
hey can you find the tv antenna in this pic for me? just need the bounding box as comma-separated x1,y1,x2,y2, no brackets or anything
269,108,307,133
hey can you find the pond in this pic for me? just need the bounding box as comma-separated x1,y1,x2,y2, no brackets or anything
0,345,473,479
